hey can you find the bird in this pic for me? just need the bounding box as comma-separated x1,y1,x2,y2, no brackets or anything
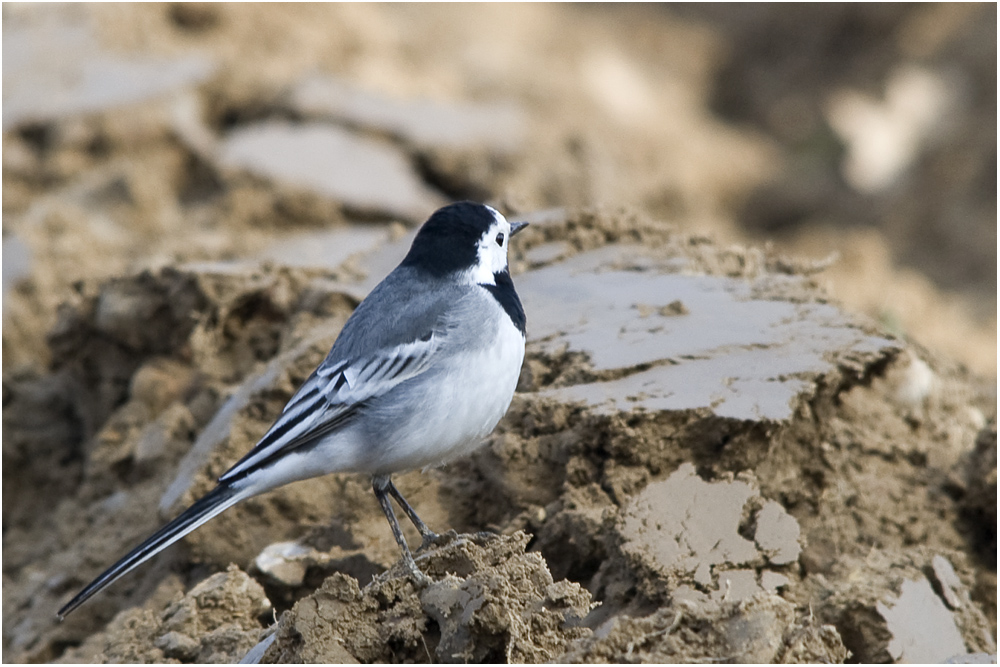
57,201,528,619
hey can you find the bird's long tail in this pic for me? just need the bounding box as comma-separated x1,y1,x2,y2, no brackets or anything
57,483,247,619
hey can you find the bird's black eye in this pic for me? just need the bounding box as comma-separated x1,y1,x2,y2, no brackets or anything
495,232,505,246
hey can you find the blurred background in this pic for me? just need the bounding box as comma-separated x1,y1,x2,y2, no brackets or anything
3,3,996,376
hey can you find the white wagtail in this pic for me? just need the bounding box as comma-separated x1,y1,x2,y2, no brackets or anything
58,201,528,618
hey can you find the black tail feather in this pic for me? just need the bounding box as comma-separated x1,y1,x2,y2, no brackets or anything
57,484,242,619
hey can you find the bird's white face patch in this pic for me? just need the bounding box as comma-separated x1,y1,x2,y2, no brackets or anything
466,206,511,286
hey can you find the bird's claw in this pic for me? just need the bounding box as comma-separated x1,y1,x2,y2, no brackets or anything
405,562,432,588
468,530,497,545
416,529,454,553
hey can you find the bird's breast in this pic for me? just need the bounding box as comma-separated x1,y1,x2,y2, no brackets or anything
367,317,525,474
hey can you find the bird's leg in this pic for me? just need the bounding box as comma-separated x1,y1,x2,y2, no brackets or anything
372,475,431,587
384,477,440,551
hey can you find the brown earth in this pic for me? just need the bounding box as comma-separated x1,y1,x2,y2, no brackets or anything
2,4,995,664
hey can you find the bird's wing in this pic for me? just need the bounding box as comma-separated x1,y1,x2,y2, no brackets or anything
218,330,442,483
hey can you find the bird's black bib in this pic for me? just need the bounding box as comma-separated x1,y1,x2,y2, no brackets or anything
481,269,526,334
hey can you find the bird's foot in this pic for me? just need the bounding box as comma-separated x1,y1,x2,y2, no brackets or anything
404,560,432,588
418,529,499,555
417,528,455,553
467,530,497,545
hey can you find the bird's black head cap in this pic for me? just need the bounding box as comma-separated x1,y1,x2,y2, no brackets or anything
401,201,498,278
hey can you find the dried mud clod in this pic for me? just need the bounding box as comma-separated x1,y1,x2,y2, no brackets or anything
561,596,849,664
802,547,997,663
262,532,594,664
84,565,270,663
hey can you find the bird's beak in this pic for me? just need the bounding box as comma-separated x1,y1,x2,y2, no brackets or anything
510,221,529,236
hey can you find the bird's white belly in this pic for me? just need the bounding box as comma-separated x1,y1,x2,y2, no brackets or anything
367,322,525,474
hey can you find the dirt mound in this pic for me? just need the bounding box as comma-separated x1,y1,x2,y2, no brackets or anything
4,209,995,664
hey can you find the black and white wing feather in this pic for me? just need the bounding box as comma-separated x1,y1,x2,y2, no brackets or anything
219,332,440,483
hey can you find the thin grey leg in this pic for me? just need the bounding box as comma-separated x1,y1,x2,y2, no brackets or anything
372,475,431,586
385,477,439,550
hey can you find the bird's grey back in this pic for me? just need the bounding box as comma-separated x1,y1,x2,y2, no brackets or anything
325,265,480,364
